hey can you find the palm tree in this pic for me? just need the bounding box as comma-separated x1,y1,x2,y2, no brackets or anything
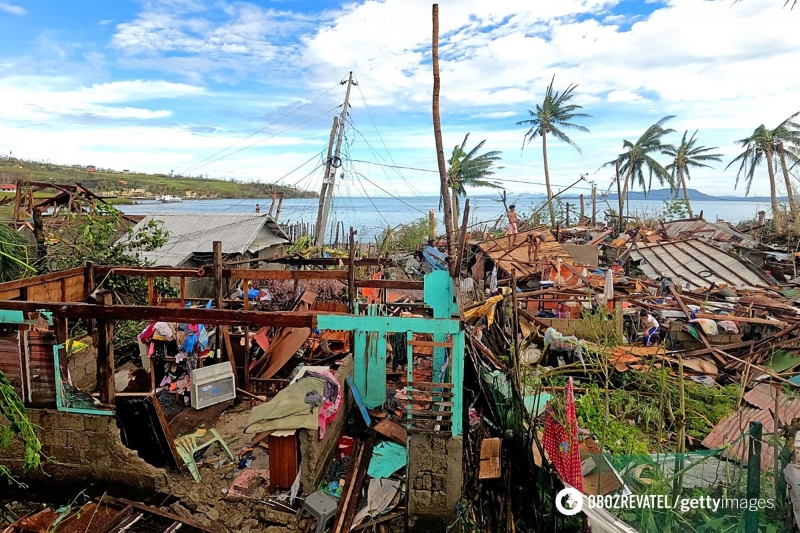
663,130,723,217
603,116,676,229
517,76,590,226
445,134,502,225
726,112,800,230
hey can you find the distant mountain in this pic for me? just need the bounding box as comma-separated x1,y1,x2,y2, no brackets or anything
564,188,784,202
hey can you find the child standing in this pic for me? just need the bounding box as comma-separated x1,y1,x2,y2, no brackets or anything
640,309,660,346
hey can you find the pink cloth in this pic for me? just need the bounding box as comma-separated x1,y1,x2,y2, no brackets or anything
316,370,343,440
508,222,518,234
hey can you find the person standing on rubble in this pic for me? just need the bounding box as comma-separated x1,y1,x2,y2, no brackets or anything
640,309,660,346
255,203,261,213
507,204,519,245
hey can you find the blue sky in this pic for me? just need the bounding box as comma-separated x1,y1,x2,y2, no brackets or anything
0,0,798,199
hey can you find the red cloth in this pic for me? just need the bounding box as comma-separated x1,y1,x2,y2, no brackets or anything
543,378,584,492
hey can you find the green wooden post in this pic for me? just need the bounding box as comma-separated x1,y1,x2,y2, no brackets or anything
406,330,414,431
353,330,367,395
425,271,456,373
450,331,464,436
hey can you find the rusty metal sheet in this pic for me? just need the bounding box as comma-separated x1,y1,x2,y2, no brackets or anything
662,219,755,247
478,229,573,279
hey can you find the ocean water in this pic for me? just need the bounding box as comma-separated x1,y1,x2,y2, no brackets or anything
119,194,771,243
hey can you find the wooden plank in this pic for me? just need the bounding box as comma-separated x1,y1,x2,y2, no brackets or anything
693,313,787,327
407,340,453,349
0,300,317,328
354,279,424,290
408,381,454,388
479,437,501,479
104,497,223,533
0,267,86,293
348,228,356,312
225,269,347,281
409,409,453,417
374,418,407,445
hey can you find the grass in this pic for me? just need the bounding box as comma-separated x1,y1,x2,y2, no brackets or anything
0,156,316,200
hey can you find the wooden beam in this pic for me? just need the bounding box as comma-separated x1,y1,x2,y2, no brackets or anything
0,300,317,328
224,269,347,281
213,241,223,310
354,279,424,290
94,266,204,278
95,291,115,405
348,228,356,312
224,256,390,267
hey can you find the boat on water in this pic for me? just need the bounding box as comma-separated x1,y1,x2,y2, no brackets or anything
158,195,183,203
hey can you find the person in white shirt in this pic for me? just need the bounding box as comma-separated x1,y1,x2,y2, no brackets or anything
640,309,660,346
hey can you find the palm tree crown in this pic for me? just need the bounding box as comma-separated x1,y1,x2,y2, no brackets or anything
726,113,800,195
517,75,591,225
444,133,502,224
517,76,591,153
663,130,722,216
447,134,502,195
616,116,676,194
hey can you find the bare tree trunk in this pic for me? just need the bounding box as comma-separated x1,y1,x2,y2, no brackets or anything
542,130,556,226
618,162,634,230
766,150,782,232
452,188,460,235
778,142,796,215
615,160,623,230
679,166,693,217
432,4,456,275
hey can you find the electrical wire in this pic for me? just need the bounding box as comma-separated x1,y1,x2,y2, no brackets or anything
180,82,342,175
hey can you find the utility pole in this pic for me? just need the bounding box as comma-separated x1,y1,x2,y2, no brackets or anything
591,182,597,225
315,72,355,247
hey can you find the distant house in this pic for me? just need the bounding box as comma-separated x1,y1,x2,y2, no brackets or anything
122,169,130,174
123,214,291,297
86,165,96,173
0,184,16,192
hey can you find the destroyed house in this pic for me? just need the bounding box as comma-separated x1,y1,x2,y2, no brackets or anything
0,256,465,532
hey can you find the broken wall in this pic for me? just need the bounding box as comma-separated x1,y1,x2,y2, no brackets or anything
407,434,463,532
0,408,169,498
298,354,353,492
67,334,97,391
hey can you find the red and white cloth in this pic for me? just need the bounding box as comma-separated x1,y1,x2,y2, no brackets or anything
543,377,584,492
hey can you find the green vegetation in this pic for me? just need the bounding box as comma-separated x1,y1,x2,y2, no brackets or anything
517,75,591,225
0,156,316,200
0,371,42,486
0,224,34,281
378,216,433,253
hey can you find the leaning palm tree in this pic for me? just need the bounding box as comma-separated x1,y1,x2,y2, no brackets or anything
663,130,723,217
602,116,676,229
445,134,502,227
517,75,590,226
726,112,800,230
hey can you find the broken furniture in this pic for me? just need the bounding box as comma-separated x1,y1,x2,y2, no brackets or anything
268,429,300,490
300,490,339,533
175,428,235,482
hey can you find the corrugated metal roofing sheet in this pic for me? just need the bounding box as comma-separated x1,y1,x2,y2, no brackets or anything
702,383,800,471
126,213,290,266
629,239,770,290
662,219,756,247
478,229,573,279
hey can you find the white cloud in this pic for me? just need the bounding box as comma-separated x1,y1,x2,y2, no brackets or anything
0,3,25,16
99,19,114,26
470,111,518,119
607,90,649,104
0,78,205,122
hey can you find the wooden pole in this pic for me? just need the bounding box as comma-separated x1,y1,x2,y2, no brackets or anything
429,209,436,244
213,241,223,310
269,189,276,217
348,228,357,313
275,193,284,222
316,116,339,241
579,194,585,220
592,184,597,225
511,270,520,390
565,203,570,227
432,4,456,275
455,199,471,277
95,291,115,405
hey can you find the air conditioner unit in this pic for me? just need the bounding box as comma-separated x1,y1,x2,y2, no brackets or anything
190,362,236,409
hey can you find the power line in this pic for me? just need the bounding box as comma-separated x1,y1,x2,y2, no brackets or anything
180,82,342,175
182,106,340,175
349,159,439,174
